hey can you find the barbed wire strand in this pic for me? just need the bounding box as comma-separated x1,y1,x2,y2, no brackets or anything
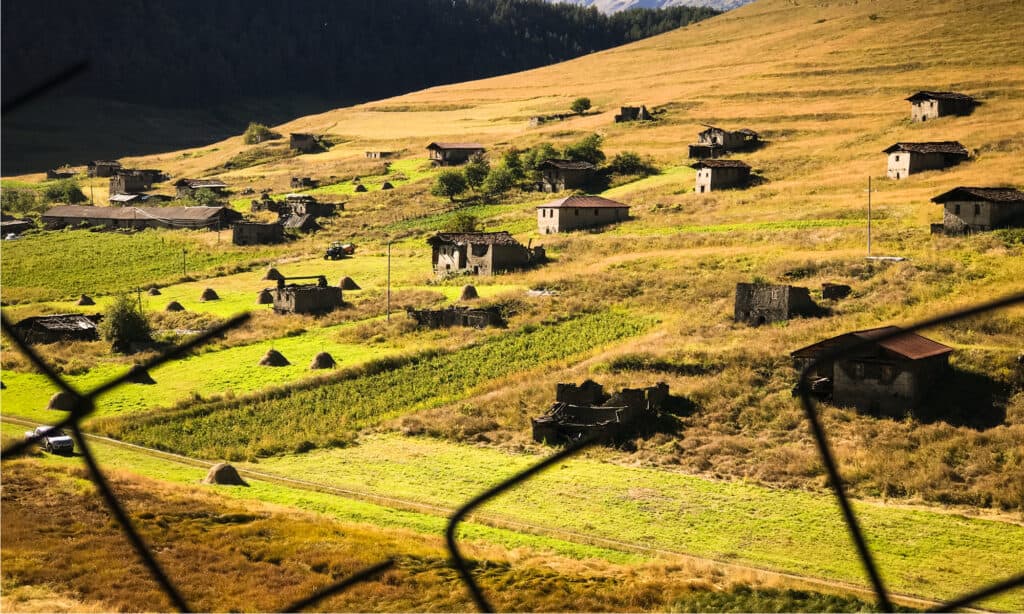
282,559,396,612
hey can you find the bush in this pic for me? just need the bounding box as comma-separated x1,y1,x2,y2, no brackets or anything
608,151,656,176
0,188,42,215
444,212,482,233
41,179,87,204
242,122,279,145
482,165,517,196
99,293,152,353
563,133,605,165
463,153,490,191
501,148,525,180
431,170,469,202
570,97,592,114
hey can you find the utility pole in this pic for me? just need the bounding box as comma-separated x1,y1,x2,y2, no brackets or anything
866,176,874,256
386,241,392,321
136,286,143,313
182,248,187,277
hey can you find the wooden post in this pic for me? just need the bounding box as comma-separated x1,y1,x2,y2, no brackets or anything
866,176,873,256
386,241,392,322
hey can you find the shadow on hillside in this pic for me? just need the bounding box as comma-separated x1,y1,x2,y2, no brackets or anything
913,368,1008,430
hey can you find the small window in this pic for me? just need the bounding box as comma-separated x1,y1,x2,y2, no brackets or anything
594,208,599,216
574,208,579,216
954,204,961,215
853,362,865,379
895,155,900,162
974,204,981,216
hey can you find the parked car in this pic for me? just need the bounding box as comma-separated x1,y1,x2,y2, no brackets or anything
24,426,74,455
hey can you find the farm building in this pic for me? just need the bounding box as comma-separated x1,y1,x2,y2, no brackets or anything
931,187,1024,234
290,177,319,189
271,275,343,315
791,327,952,416
1,214,34,236
688,125,759,158
734,283,822,325
87,160,121,178
692,159,751,192
109,170,154,194
13,314,101,344
406,306,506,329
532,380,669,444
614,105,653,122
906,91,977,122
426,142,485,166
42,205,241,231
46,168,76,180
282,214,321,233
232,221,284,245
883,142,968,179
284,194,340,217
365,151,394,159
427,231,544,276
289,133,320,153
175,178,228,199
538,159,596,192
537,194,630,234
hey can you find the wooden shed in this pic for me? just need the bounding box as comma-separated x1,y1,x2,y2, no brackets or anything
426,142,485,166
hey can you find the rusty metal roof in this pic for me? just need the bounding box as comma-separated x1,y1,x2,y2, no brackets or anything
428,231,522,246
791,326,952,361
931,187,1024,204
43,205,236,221
905,91,976,103
538,159,596,171
175,178,228,189
15,314,98,333
538,195,629,209
883,141,968,155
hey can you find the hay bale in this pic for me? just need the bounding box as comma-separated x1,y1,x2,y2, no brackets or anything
460,285,479,300
202,463,248,486
354,184,367,193
147,287,162,296
77,294,95,306
48,391,77,411
126,365,156,385
381,181,394,190
165,301,185,312
256,289,274,305
309,352,336,369
339,276,361,291
259,348,290,367
200,288,220,301
264,267,284,281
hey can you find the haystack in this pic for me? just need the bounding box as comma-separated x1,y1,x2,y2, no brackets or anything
148,287,162,296
264,267,284,281
202,463,248,486
309,352,336,369
165,301,185,312
200,288,220,301
48,391,77,411
354,184,367,193
339,276,361,291
126,365,156,385
77,294,95,306
256,289,274,304
460,285,479,300
259,348,290,367
381,181,394,190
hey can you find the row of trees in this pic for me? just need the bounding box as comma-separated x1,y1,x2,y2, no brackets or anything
1,179,88,216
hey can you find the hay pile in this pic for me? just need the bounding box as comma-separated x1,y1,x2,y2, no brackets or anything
354,184,367,193
48,391,76,411
256,289,274,305
200,288,219,301
165,301,185,312
77,294,95,306
126,366,156,385
201,463,248,486
264,267,283,281
339,276,361,290
148,287,162,296
309,352,336,369
460,285,479,300
381,181,394,190
258,348,290,367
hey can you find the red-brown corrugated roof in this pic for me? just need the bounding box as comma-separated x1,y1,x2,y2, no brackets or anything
537,195,629,209
931,187,1024,204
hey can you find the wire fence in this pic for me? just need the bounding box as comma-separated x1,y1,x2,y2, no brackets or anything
3,64,1023,613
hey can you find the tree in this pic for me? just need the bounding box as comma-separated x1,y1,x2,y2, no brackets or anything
99,293,151,353
0,188,41,215
463,153,490,191
523,142,559,173
563,133,605,165
431,170,468,202
482,166,517,197
609,151,656,176
570,97,592,114
444,211,481,233
242,121,279,144
501,148,524,180
41,179,88,204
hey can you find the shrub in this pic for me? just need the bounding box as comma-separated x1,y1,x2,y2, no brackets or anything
0,188,42,215
463,153,490,191
242,122,279,144
608,151,656,176
563,133,605,165
99,293,152,353
41,179,87,204
570,97,592,114
431,170,469,202
501,148,525,180
443,212,481,233
482,166,517,197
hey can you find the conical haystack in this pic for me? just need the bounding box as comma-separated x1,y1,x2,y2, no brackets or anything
200,288,219,301
309,351,336,369
77,294,95,306
264,267,284,281
165,301,185,312
354,184,367,193
256,289,274,305
460,284,479,300
148,287,162,296
48,391,77,411
259,348,290,367
126,365,156,385
381,181,394,190
339,276,361,291
202,463,248,486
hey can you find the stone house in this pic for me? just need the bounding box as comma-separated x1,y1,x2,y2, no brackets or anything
883,142,968,179
365,151,394,159
283,194,339,217
175,178,228,199
46,168,76,180
906,91,977,122
426,142,485,166
109,170,155,194
614,105,652,122
232,221,284,245
271,275,342,314
692,159,751,192
931,187,1024,234
734,283,822,325
427,231,543,276
537,194,630,234
406,306,505,329
688,125,759,158
791,327,952,415
87,160,121,178
42,205,241,231
13,313,101,344
531,380,669,444
289,132,320,153
538,159,596,192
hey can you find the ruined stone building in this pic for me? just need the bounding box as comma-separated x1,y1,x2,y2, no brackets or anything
406,306,505,329
427,231,543,276
791,327,952,415
46,168,76,180
284,194,339,217
538,159,596,192
290,177,319,189
271,275,343,314
536,194,630,234
86,160,121,177
692,159,751,192
365,151,394,159
426,142,485,166
614,105,653,122
906,91,977,122
883,142,968,179
282,214,321,233
734,283,822,325
109,170,155,195
175,178,228,199
232,222,284,245
532,380,669,444
688,125,759,158
13,314,101,344
931,187,1024,234
289,133,320,153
